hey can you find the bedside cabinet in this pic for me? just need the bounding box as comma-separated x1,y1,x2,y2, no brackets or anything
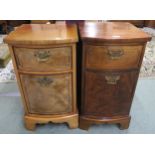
79,22,151,130
4,24,78,130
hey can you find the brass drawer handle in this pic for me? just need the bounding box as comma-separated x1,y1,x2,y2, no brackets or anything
107,49,124,60
105,75,120,85
37,77,53,86
34,51,50,62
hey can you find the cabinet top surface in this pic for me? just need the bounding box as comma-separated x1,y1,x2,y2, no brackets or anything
79,22,151,43
4,24,78,45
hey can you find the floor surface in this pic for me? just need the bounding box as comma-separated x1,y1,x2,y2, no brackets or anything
0,78,155,134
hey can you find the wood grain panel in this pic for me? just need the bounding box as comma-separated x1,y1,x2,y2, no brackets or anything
14,47,71,72
20,74,72,115
85,45,143,70
4,24,78,45
79,22,151,43
83,70,138,117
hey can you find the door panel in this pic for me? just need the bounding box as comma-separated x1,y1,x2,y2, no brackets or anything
83,70,138,117
20,74,72,115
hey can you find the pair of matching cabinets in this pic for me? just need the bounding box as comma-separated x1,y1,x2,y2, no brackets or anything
4,22,151,130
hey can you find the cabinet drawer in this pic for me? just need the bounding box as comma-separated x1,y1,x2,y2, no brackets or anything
14,47,72,72
85,45,143,70
83,71,138,116
20,74,72,114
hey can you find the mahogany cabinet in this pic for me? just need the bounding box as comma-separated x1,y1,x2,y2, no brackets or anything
79,22,151,130
4,24,79,130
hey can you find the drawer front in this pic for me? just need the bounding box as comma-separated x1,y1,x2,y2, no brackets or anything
20,74,72,115
85,45,143,70
14,47,72,72
83,71,138,117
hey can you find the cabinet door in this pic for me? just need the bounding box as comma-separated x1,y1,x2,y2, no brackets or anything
83,71,138,117
20,74,72,115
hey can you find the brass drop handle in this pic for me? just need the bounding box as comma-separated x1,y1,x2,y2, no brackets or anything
105,75,120,85
37,77,53,86
107,49,124,60
34,51,50,62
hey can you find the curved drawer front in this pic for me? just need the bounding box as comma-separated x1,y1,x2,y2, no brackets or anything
83,71,137,116
14,47,72,72
85,45,143,70
20,74,72,115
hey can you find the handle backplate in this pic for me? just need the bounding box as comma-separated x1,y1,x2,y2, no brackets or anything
105,75,120,85
37,77,53,86
107,49,124,60
34,51,50,62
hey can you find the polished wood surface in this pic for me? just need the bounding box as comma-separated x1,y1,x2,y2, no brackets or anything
83,70,138,116
80,116,131,130
14,46,71,72
79,22,151,43
20,74,72,115
25,114,78,130
4,24,78,45
85,45,143,70
5,24,78,130
79,22,151,130
109,20,145,27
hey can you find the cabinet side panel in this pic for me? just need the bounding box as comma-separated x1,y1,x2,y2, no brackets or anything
8,45,29,114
